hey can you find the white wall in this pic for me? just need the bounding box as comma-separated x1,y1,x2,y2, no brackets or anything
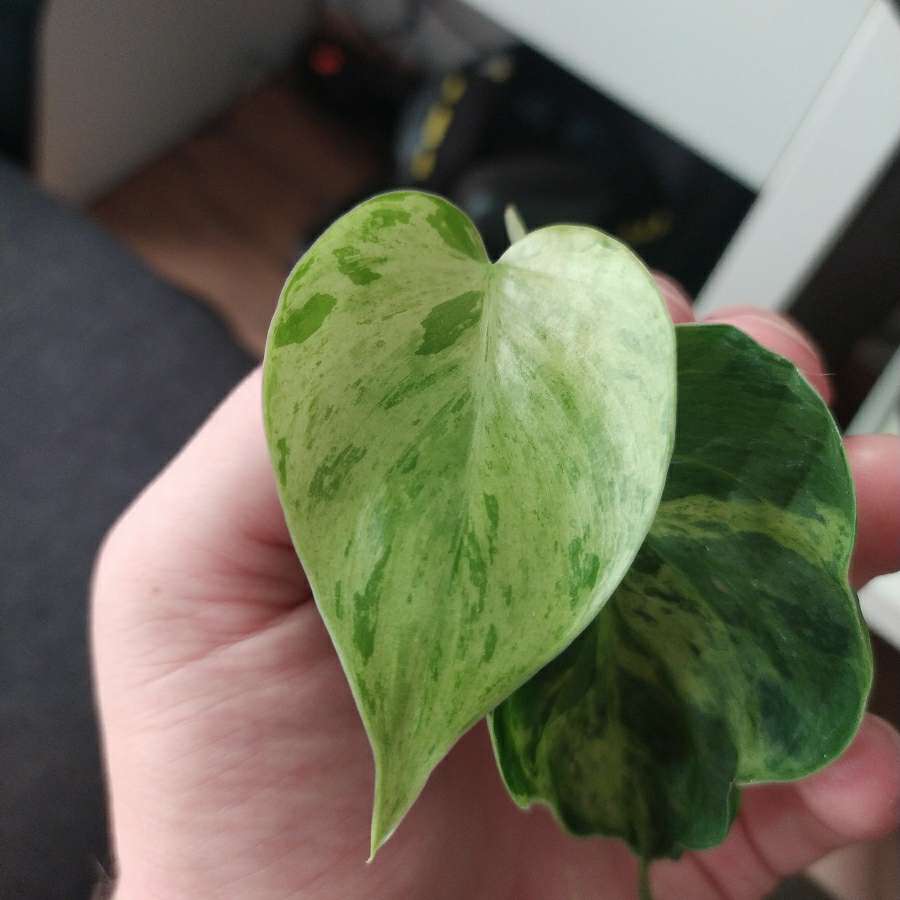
36,0,315,203
329,0,511,70
697,0,900,313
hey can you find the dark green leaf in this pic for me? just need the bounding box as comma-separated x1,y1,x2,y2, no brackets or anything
489,324,872,862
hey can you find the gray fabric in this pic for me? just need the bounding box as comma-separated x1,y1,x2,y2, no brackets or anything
0,160,252,899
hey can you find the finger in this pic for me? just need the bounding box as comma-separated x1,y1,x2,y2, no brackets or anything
702,306,833,405
653,272,695,323
652,714,900,898
846,434,900,588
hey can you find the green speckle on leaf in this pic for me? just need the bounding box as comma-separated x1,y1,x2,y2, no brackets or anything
353,547,392,662
483,624,498,662
361,206,412,241
484,493,499,532
309,444,367,501
462,525,488,606
333,246,387,285
380,366,458,410
451,391,470,413
273,293,337,348
567,534,602,608
275,436,289,486
397,447,418,474
484,493,499,560
426,200,484,260
415,290,484,356
284,254,315,298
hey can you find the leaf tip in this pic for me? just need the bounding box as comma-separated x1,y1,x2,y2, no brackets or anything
367,753,410,862
368,813,387,863
368,799,402,863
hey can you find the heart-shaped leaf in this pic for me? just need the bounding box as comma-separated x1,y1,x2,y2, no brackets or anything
489,324,872,865
263,191,676,852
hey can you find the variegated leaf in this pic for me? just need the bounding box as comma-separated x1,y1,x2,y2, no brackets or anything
263,191,676,853
489,324,872,865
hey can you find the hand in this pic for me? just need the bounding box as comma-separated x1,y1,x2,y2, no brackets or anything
93,279,900,899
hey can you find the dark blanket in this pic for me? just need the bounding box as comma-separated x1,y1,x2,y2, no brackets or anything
0,159,252,898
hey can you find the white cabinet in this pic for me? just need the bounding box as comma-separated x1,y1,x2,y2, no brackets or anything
36,0,314,203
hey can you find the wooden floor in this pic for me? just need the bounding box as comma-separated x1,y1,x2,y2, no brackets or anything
92,81,381,356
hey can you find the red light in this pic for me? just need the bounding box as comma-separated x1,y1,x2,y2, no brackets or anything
310,43,346,77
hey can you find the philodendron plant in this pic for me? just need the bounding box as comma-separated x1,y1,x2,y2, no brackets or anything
262,190,872,897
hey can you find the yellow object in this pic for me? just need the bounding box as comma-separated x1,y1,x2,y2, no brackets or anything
411,150,437,180
617,210,674,245
441,74,467,104
422,105,454,149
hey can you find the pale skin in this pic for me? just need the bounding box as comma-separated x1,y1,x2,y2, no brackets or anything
93,279,900,900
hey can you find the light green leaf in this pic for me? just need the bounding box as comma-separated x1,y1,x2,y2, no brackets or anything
263,191,676,853
489,324,872,864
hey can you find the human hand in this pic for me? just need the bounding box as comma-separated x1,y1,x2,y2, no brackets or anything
93,278,900,899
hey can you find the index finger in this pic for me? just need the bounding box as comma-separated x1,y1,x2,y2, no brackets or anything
702,306,834,405
696,306,898,588
653,272,695,324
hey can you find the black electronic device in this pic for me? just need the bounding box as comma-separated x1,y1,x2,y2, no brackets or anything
296,24,753,291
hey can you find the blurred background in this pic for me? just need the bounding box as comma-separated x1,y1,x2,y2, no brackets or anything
1,1,899,897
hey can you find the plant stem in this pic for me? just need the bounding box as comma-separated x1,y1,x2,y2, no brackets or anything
638,858,654,900
504,204,527,244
